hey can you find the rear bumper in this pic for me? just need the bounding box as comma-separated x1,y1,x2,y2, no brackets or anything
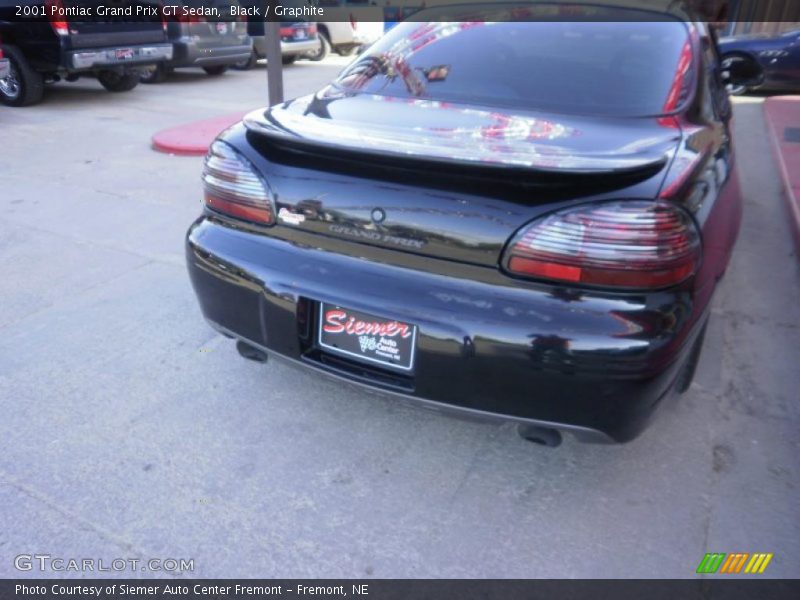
67,44,173,70
169,39,252,68
186,216,709,443
0,58,9,80
280,39,320,56
252,37,320,58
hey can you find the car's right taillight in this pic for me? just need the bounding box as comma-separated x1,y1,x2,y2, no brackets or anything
503,200,701,289
202,141,275,225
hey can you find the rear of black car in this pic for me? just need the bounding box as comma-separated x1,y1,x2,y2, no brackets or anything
160,0,251,72
186,8,741,443
0,0,171,105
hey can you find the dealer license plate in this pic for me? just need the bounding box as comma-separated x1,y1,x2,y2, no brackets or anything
115,48,134,60
318,303,417,371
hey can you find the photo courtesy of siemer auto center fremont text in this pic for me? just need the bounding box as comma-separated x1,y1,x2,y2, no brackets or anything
0,0,799,597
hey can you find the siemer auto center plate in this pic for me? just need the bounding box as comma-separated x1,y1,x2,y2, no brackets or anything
318,303,417,371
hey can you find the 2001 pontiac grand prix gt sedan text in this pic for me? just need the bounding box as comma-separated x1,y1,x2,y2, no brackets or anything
186,2,761,446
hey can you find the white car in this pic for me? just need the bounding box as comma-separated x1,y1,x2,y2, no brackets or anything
308,0,384,60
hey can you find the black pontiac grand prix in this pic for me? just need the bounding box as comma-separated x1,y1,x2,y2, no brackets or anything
186,2,759,445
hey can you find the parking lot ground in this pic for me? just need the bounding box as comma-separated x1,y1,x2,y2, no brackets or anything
0,66,798,579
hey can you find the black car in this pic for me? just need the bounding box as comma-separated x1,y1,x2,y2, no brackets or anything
718,28,800,94
186,3,761,445
0,0,172,106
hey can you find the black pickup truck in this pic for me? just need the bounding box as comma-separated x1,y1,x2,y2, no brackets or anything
0,45,9,80
0,0,172,106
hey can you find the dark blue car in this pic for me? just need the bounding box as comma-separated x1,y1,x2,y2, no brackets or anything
718,28,800,94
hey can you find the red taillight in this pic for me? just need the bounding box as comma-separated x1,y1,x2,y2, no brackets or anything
45,0,69,36
202,141,275,225
504,201,701,289
280,27,294,37
158,1,168,31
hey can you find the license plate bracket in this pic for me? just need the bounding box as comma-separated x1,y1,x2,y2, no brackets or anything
318,303,417,372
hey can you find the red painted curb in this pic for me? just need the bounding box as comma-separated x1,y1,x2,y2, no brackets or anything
151,112,248,156
763,96,800,257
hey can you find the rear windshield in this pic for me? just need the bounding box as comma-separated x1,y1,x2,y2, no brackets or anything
335,10,691,117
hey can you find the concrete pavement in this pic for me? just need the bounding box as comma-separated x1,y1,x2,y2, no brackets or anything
0,67,798,578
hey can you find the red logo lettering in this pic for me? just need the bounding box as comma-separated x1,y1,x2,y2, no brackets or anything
322,310,347,334
323,310,411,338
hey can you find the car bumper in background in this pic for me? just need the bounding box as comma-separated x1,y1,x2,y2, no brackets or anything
281,39,321,56
186,216,708,443
170,40,252,67
68,44,173,70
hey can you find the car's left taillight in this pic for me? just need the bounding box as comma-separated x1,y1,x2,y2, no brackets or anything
202,141,275,225
502,200,701,289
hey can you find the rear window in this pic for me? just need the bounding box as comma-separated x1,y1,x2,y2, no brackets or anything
335,10,691,117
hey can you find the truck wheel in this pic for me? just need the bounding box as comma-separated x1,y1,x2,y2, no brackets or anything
98,70,140,92
0,45,45,107
307,34,331,62
337,45,359,57
140,64,168,84
232,51,258,71
281,55,297,65
203,66,228,76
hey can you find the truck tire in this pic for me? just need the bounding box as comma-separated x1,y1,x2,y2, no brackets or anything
281,55,297,65
0,45,45,107
232,51,258,71
98,70,140,92
337,45,359,57
203,66,228,76
140,64,168,84
307,33,331,62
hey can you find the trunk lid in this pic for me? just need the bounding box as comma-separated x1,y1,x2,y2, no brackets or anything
243,91,682,267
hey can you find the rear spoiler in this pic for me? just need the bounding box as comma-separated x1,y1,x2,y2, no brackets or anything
243,107,672,179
